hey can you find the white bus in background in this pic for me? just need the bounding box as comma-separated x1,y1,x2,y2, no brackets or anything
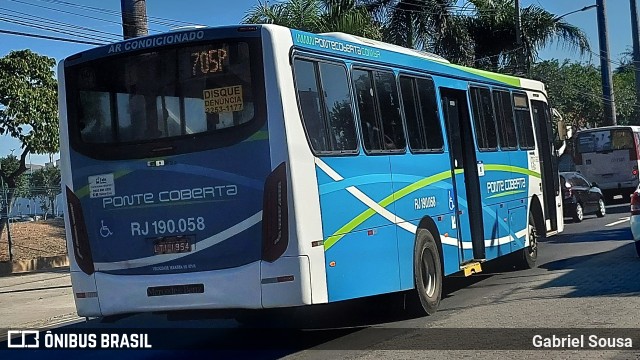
574,126,640,201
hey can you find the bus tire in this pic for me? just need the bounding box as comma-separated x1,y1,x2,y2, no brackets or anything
635,240,640,258
411,229,442,316
518,213,539,269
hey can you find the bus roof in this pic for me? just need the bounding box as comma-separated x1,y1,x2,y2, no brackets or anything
289,27,546,94
575,125,640,134
320,32,451,64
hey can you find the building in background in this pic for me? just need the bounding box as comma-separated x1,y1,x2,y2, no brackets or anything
3,161,63,219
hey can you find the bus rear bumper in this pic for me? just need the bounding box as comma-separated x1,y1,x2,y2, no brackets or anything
72,256,312,317
93,262,262,316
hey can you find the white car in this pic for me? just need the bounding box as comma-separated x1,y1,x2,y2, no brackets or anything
630,188,640,257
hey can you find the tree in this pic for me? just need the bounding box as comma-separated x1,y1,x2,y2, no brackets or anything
0,156,29,216
30,166,61,220
365,0,474,65
244,0,382,39
529,58,639,129
612,50,639,125
0,50,58,234
466,0,590,73
530,60,603,129
355,0,590,71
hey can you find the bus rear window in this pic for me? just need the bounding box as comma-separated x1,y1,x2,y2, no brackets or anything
576,129,634,153
67,40,262,145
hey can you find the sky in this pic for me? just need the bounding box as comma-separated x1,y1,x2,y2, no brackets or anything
0,0,634,165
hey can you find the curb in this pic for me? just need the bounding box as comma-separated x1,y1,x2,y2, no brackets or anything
0,255,69,276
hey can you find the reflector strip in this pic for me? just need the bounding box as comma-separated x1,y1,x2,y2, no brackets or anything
261,275,295,284
75,292,98,299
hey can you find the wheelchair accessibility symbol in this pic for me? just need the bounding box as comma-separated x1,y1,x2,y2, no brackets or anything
100,220,113,238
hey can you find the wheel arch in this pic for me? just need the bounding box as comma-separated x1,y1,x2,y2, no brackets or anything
529,195,546,236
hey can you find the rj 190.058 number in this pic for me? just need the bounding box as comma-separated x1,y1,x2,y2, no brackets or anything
131,217,205,236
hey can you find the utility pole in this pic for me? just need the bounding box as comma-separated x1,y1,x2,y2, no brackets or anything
514,0,523,74
121,0,148,40
596,0,617,125
631,0,640,120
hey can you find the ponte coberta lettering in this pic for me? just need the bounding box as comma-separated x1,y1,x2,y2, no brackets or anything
107,31,205,54
102,185,237,209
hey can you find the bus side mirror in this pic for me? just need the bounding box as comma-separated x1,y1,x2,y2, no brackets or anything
557,119,568,141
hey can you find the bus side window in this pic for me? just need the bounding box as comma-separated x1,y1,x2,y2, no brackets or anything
415,78,444,150
294,59,329,152
399,76,425,150
373,71,405,151
513,93,535,150
399,75,443,152
470,87,498,151
317,62,357,152
353,69,406,153
493,90,518,150
353,69,383,151
293,58,358,154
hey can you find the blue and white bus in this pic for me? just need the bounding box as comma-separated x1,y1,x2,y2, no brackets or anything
59,25,563,317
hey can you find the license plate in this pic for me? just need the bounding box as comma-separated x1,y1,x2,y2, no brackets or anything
154,236,191,255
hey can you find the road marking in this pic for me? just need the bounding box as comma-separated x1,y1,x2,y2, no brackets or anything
605,217,630,227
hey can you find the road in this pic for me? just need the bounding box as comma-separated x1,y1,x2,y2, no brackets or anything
0,269,78,330
1,202,639,359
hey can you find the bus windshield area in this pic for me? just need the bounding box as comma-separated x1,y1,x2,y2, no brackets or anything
67,40,261,144
576,129,636,153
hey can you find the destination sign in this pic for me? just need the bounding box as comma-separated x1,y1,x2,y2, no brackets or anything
191,46,229,76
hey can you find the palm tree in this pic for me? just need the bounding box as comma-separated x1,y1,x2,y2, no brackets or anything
243,0,590,75
364,0,474,65
243,0,382,39
364,0,589,72
467,0,590,73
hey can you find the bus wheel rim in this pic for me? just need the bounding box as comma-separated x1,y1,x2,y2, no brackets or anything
421,248,437,298
529,222,537,256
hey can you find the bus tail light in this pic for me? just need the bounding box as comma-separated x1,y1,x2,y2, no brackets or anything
262,162,288,262
66,187,95,275
631,192,640,215
632,134,640,160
